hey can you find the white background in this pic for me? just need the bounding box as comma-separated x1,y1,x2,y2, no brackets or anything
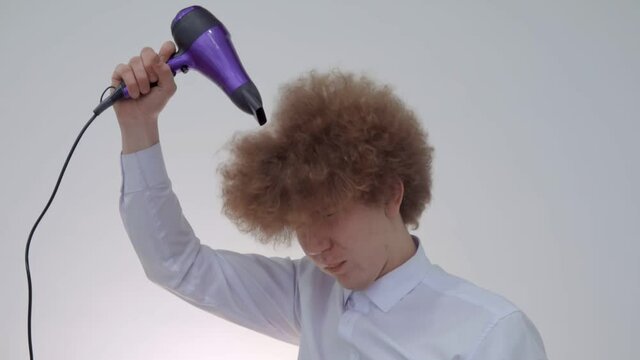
1,0,638,359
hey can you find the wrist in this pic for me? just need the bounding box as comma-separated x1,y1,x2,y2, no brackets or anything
120,123,160,154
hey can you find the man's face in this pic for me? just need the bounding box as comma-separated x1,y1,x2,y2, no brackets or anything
295,201,394,290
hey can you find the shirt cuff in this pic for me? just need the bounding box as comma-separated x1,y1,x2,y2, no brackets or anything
120,142,171,194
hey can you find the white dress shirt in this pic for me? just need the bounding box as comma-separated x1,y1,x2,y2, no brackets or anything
119,142,548,360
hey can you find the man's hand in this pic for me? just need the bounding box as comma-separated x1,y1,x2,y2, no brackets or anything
111,41,177,153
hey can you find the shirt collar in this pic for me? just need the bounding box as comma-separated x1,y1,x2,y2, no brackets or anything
342,235,432,312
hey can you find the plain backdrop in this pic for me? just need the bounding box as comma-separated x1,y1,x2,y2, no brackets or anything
1,0,638,359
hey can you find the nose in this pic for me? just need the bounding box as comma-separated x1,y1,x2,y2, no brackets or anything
298,228,332,257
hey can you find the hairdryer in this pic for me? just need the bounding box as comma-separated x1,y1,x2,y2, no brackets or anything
94,5,267,125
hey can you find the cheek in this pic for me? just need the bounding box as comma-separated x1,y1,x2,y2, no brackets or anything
359,242,388,273
346,243,379,270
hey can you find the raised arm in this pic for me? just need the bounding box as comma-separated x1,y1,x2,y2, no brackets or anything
113,44,301,344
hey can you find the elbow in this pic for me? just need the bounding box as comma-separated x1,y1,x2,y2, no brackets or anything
140,245,201,290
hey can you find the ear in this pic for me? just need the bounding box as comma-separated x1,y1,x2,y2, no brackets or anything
384,177,404,219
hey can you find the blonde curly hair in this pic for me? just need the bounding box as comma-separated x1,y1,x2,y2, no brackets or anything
218,69,434,246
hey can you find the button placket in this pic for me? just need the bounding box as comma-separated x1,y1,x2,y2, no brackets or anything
338,309,359,340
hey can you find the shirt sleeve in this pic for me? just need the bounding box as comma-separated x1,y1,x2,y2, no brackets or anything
468,310,548,360
118,142,301,344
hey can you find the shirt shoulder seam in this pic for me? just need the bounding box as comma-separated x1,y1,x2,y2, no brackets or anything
419,268,518,316
466,309,522,360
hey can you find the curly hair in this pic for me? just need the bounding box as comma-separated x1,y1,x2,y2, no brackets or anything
218,69,434,246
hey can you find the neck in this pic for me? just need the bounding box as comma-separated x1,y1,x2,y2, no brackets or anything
376,227,417,280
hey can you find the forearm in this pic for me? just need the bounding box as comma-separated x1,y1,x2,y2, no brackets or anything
120,183,201,287
119,141,200,287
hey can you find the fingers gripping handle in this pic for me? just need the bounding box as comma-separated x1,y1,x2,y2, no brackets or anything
93,59,187,116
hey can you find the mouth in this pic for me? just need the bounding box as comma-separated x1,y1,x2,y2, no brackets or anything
324,260,347,273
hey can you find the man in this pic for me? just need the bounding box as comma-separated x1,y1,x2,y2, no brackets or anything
115,41,548,359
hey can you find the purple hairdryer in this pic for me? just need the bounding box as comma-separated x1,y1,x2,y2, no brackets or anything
94,5,266,125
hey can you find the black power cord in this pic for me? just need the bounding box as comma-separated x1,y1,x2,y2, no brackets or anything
25,85,117,360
